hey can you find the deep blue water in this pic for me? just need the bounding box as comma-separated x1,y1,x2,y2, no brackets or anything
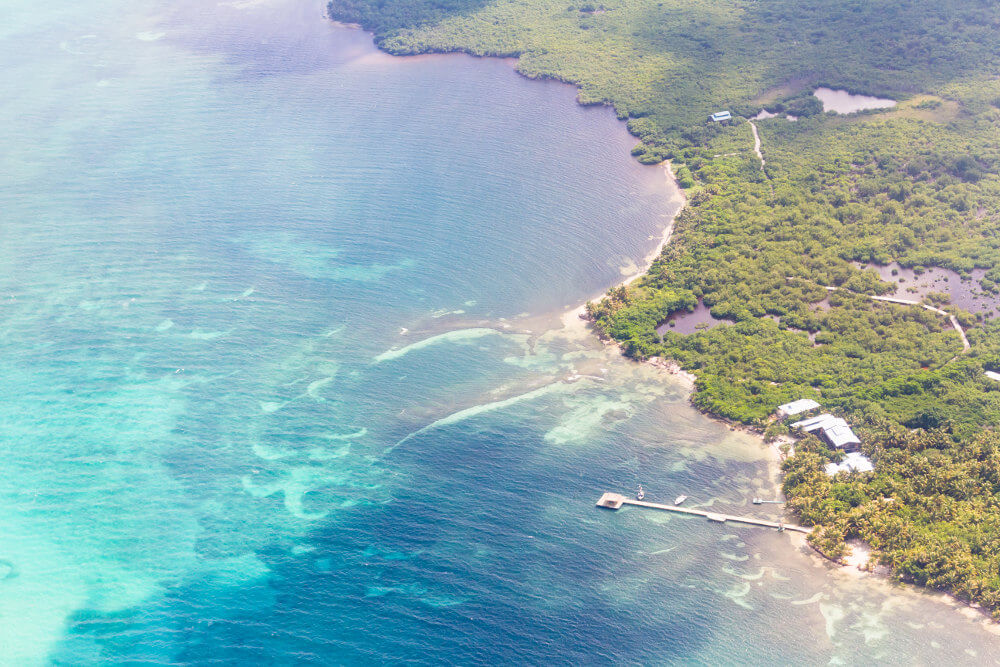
3,0,1000,663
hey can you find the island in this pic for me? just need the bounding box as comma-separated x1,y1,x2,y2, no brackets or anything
327,0,1000,615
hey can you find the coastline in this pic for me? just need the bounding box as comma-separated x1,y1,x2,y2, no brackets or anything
323,16,1000,631
328,20,361,29
330,17,783,519
561,159,686,341
799,535,1000,632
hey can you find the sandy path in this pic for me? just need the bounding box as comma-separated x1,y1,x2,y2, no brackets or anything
748,120,765,170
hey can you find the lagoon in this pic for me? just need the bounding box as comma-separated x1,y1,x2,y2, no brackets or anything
814,87,897,114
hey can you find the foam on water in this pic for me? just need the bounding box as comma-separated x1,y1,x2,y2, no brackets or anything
306,375,335,397
373,327,513,363
394,380,577,448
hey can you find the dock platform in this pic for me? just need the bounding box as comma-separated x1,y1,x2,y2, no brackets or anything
597,492,627,509
596,492,811,533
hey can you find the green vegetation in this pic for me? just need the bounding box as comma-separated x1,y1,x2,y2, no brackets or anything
785,420,1000,608
328,0,1000,613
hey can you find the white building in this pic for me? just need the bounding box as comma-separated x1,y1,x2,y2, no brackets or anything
710,110,732,122
775,398,820,419
791,413,837,431
791,413,862,452
791,413,869,475
825,452,874,476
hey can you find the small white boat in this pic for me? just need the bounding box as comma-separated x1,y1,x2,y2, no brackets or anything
636,485,645,501
674,495,688,506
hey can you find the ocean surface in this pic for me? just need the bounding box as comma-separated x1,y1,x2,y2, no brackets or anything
2,0,1000,663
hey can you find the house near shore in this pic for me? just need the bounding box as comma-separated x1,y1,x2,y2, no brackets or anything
791,413,862,452
775,398,820,419
710,110,732,122
787,410,871,475
825,452,874,476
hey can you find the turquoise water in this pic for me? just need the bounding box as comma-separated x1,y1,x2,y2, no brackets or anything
2,0,1000,663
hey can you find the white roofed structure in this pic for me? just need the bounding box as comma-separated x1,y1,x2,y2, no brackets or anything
791,413,862,452
791,413,838,431
776,398,820,419
825,452,874,476
824,423,861,450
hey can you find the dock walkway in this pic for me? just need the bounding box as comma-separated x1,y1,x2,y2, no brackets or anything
596,492,811,533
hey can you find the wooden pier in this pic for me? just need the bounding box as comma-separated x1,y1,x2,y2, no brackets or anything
596,493,811,533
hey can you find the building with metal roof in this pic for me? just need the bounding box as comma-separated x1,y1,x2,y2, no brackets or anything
775,398,820,419
791,413,862,452
825,452,874,476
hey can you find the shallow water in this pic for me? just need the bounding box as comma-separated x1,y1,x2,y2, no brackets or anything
657,300,728,335
814,87,896,114
863,262,997,316
3,0,1000,663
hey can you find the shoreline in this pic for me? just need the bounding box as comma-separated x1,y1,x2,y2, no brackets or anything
561,159,686,336
803,536,1000,632
331,16,782,515
324,16,1000,632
